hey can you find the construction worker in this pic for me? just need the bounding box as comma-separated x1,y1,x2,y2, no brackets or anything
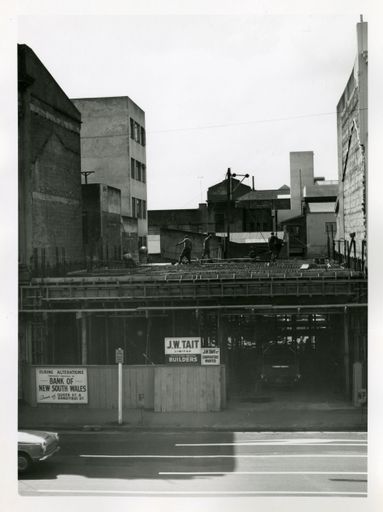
201,233,213,260
176,236,193,264
268,232,278,262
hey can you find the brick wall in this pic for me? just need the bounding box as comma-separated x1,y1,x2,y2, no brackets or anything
19,45,84,270
31,116,83,264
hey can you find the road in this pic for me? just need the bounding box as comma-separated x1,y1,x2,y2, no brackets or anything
18,430,367,497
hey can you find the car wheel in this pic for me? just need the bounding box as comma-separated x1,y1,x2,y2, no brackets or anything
18,452,32,473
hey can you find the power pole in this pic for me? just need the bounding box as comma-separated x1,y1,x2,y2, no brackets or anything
225,168,249,259
81,171,95,185
225,168,232,259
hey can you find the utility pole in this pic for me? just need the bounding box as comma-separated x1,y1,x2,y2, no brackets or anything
81,171,95,185
225,168,249,259
225,168,232,259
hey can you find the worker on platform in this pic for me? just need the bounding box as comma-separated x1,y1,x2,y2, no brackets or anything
176,236,193,264
268,232,278,262
123,252,136,268
201,233,213,260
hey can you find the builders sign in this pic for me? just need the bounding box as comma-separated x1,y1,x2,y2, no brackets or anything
164,337,201,364
201,347,220,365
36,368,88,404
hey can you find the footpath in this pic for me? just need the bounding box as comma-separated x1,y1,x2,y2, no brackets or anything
18,399,367,432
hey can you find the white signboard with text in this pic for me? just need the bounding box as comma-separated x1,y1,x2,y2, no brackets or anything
201,347,221,365
164,337,201,364
36,368,88,404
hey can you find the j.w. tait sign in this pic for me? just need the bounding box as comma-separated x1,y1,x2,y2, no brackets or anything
164,337,201,364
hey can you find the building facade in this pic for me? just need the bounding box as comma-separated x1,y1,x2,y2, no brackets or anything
335,19,368,269
82,183,122,264
18,44,84,273
289,151,315,217
72,96,148,253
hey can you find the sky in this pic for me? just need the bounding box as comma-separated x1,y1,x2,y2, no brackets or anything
17,13,360,210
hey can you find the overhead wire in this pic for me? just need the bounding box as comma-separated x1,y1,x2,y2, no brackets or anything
79,107,368,139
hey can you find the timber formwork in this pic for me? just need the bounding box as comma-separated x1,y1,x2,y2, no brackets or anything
20,260,367,313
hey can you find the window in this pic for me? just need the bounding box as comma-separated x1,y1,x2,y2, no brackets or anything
132,197,147,219
325,222,336,235
130,117,146,146
136,162,141,182
130,118,135,139
131,158,135,179
137,198,142,218
131,158,146,183
138,236,147,248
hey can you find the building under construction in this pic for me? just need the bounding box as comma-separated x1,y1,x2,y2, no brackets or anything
19,258,367,414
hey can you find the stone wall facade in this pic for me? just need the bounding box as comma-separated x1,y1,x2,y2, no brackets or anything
336,21,367,264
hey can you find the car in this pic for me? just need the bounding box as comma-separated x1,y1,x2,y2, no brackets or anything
18,430,60,473
260,343,301,387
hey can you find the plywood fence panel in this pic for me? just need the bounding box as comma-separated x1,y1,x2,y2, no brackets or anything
24,365,155,409
154,365,224,412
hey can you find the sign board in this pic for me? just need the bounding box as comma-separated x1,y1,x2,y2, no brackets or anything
36,368,88,404
201,347,220,365
115,348,124,364
164,337,201,364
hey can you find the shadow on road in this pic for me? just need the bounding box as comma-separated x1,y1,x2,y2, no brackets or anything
19,431,236,482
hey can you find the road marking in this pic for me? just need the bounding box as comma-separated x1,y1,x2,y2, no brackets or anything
33,490,368,496
175,441,367,447
159,471,367,475
80,454,367,458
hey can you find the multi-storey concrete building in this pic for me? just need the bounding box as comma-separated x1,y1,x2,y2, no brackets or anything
18,44,84,273
72,96,148,256
335,18,368,269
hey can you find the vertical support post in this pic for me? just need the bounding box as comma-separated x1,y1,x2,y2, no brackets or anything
118,361,123,425
123,317,128,357
327,233,330,259
171,310,176,336
343,307,350,398
105,314,109,364
77,312,87,365
352,362,363,407
217,311,225,360
145,311,151,363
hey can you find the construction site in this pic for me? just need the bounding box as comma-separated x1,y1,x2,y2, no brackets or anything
17,20,368,428
19,257,367,419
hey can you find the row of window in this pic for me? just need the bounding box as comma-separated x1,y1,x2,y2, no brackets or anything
132,197,147,219
130,118,146,146
131,158,146,183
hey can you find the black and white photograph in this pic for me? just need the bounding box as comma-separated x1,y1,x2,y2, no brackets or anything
1,1,382,511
